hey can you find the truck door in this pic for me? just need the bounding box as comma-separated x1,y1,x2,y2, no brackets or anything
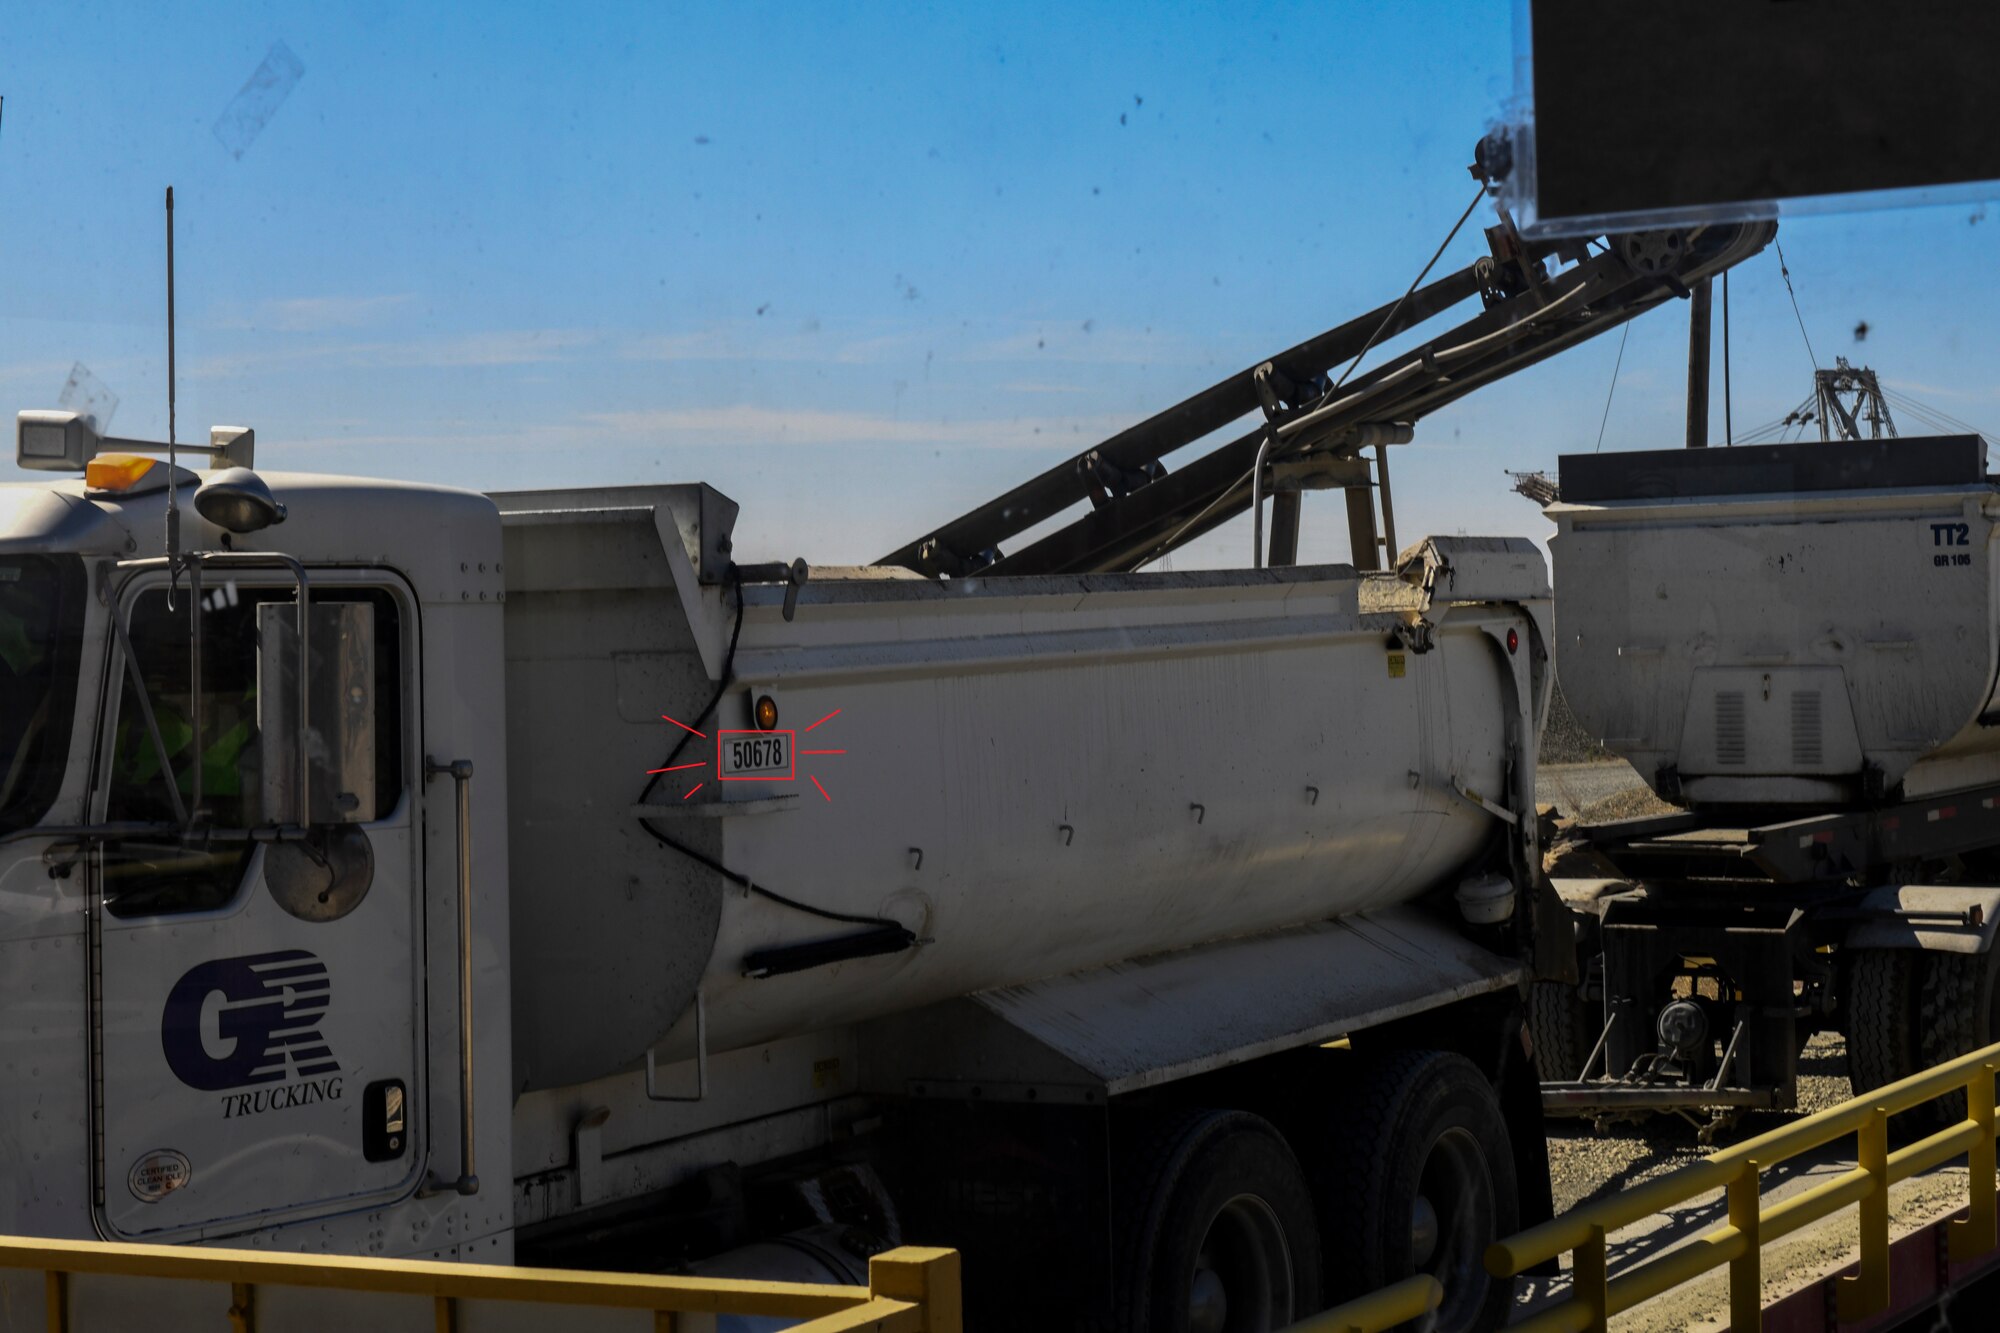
90,572,424,1240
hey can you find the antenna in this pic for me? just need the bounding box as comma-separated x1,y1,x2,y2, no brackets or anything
165,185,179,609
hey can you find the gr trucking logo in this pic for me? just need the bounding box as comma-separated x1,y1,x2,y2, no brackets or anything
160,949,344,1117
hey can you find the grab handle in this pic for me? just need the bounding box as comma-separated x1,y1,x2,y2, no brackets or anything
421,757,479,1198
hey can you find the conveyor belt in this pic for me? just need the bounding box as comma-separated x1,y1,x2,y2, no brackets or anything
878,201,1776,578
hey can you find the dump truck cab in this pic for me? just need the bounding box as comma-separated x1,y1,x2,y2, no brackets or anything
0,437,514,1260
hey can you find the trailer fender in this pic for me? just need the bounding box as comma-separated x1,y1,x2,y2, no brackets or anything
859,908,1524,1099
1845,885,2000,955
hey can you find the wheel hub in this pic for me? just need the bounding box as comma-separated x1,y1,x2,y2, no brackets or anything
1418,1127,1498,1333
1188,1265,1229,1333
1188,1193,1294,1332
1411,1194,1440,1267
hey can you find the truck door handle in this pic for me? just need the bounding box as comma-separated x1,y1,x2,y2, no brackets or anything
420,756,479,1198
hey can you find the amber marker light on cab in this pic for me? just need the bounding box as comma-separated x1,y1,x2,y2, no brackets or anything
83,453,159,493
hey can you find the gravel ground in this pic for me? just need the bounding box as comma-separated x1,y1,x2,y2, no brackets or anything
1545,1032,1856,1214
1528,1032,1975,1330
1536,759,1653,821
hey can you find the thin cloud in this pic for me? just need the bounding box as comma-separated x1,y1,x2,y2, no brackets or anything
272,405,1141,460
1883,377,2000,405
585,403,1135,448
620,327,918,365
208,293,415,332
0,359,89,388
957,325,1202,365
257,294,414,332
189,329,600,378
396,330,599,367
621,322,1204,370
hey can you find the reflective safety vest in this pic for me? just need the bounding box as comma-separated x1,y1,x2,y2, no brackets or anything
115,693,256,805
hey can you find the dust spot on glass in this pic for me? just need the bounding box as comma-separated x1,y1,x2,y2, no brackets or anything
58,362,118,432
213,40,305,160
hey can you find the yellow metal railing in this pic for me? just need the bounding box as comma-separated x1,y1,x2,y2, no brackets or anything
1281,1274,1442,1332
1487,1037,2000,1333
1,1234,960,1333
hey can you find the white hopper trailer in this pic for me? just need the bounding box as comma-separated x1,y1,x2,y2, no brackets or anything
1539,436,2000,1131
0,186,1777,1329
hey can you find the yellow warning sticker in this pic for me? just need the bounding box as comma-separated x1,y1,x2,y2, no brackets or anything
1387,652,1407,679
813,1058,842,1089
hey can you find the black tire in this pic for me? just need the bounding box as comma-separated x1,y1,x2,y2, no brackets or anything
1917,948,2000,1126
1105,1109,1321,1333
1848,947,1919,1096
1528,980,1596,1082
1318,1051,1518,1333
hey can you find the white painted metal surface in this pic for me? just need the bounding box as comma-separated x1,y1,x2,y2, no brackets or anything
498,490,1550,1092
1552,483,2000,805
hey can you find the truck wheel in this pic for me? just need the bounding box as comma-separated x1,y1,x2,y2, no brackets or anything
1848,948,1918,1095
1917,948,2000,1126
1319,1051,1518,1333
1107,1110,1321,1333
1528,980,1596,1081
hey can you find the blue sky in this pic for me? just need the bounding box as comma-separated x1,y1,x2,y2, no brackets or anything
4,2,1999,566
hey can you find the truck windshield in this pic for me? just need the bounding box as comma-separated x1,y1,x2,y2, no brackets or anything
0,554,86,835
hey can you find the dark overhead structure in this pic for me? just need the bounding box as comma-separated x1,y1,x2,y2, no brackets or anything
1509,1,2000,235
878,207,1775,580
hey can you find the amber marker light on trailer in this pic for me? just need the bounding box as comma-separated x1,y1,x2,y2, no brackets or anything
755,694,779,731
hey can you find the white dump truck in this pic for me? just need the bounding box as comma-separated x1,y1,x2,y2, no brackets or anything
0,434,1547,1332
0,190,1777,1330
1541,436,2000,1129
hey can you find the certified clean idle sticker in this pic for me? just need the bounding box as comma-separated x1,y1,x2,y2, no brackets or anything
129,1149,193,1202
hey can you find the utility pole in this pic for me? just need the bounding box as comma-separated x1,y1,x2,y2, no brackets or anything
1685,277,1712,448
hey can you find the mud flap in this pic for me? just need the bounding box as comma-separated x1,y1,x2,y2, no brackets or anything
1531,866,1581,984
1496,1002,1559,1276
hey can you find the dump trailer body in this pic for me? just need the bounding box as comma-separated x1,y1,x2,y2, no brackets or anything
1550,436,2000,808
1538,437,2000,1127
495,487,1550,1093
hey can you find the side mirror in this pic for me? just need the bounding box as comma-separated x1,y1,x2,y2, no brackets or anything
16,409,99,471
258,602,376,825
